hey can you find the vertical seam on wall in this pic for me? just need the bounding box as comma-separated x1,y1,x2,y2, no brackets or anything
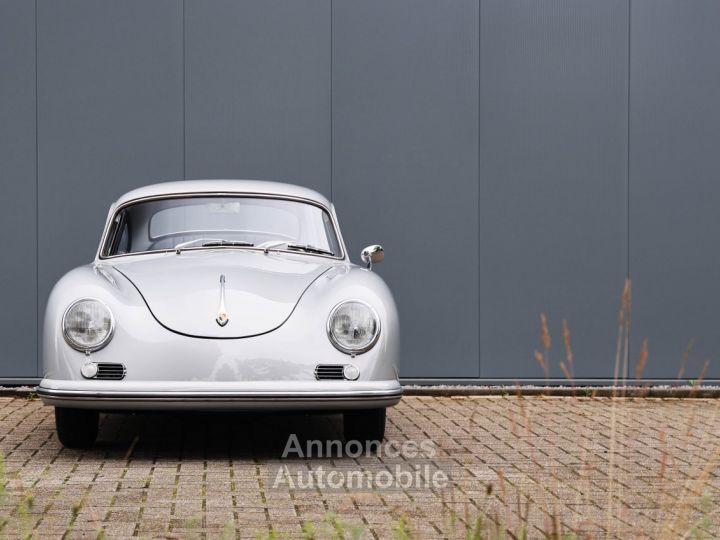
35,0,39,377
182,0,186,180
627,0,631,283
625,0,632,380
330,0,333,203
477,0,481,378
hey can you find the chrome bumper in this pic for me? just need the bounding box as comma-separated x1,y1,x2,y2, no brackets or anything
37,379,403,411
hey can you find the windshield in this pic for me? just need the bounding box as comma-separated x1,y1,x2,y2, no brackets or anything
102,196,342,258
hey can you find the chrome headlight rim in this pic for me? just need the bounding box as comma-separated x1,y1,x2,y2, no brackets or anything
326,300,381,355
62,297,116,353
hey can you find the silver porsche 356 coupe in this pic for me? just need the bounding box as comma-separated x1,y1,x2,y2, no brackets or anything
38,180,401,448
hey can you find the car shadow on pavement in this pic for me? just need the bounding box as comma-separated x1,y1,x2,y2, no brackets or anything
83,411,347,460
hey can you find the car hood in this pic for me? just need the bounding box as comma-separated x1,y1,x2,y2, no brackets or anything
111,250,333,338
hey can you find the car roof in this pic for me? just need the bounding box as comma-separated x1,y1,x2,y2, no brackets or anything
114,180,332,208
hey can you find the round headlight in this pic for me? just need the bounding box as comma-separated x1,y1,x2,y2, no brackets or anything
62,299,115,352
327,301,380,354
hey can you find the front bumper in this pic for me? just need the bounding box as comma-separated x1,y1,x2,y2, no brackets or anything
37,379,403,411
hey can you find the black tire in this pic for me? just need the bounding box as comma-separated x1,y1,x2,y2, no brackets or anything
343,408,386,445
55,407,99,449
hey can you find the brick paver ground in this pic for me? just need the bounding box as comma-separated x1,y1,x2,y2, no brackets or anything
1,395,719,538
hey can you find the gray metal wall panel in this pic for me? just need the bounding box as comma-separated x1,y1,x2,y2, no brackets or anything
332,0,479,378
630,1,720,380
0,0,714,383
0,0,37,376
37,0,183,364
479,0,628,378
185,0,330,197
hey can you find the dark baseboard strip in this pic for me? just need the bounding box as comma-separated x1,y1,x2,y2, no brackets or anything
402,385,720,398
0,387,37,397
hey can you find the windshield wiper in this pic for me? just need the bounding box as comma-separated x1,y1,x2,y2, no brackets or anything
262,241,335,257
286,243,335,256
174,237,223,252
174,238,254,254
201,240,255,247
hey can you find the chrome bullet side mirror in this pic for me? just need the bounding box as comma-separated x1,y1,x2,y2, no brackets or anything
361,245,384,271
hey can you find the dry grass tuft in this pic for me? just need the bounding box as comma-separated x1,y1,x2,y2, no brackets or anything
635,338,649,381
516,278,720,539
540,313,552,352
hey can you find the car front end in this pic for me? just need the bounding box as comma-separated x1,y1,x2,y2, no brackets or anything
39,180,401,448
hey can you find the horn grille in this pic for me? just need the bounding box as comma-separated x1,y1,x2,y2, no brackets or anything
94,363,126,380
314,364,346,380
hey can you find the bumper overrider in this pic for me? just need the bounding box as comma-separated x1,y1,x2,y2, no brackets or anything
37,379,403,411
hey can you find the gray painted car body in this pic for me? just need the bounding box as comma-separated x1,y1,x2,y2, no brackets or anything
38,180,402,410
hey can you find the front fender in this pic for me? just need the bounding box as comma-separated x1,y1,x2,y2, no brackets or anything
42,264,152,379
292,264,400,378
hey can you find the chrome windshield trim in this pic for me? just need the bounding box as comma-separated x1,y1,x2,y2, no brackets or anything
97,192,346,261
99,246,344,261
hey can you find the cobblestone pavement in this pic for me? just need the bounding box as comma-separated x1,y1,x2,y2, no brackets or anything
1,395,720,538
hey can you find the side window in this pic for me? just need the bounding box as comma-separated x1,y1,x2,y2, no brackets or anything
116,223,130,254
322,212,341,256
106,211,130,256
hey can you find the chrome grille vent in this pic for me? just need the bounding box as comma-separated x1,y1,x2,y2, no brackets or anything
95,363,126,380
314,364,345,380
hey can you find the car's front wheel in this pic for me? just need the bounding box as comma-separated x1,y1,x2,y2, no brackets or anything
55,407,99,449
343,408,386,445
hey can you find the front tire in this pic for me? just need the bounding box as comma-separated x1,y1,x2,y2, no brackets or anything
343,408,386,445
55,407,98,449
